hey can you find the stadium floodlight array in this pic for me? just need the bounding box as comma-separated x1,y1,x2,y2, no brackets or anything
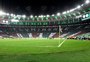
0,0,90,22
60,0,90,15
61,5,81,15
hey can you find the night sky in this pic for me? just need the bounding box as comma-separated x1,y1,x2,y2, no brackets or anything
0,0,84,15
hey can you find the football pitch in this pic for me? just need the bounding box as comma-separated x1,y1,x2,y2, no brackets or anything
0,38,90,62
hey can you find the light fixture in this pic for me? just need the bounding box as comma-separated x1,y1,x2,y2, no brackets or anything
69,8,75,12
17,15,21,17
67,11,70,13
47,15,50,17
39,15,41,17
6,13,10,15
11,19,19,22
57,13,60,16
11,14,15,17
40,15,43,17
30,15,33,18
83,15,86,18
52,14,55,16
0,11,6,15
38,15,43,17
3,20,6,23
76,5,81,9
22,15,26,18
86,14,89,17
62,11,67,14
35,16,37,17
81,4,84,6
85,0,90,4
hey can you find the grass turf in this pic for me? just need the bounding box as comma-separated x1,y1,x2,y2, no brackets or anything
0,38,90,62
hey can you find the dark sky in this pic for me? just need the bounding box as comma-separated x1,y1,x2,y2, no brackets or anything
0,0,84,15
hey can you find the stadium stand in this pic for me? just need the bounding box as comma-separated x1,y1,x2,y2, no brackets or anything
0,22,90,40
0,1,90,40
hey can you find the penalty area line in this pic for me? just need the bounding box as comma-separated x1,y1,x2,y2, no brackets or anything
58,39,67,47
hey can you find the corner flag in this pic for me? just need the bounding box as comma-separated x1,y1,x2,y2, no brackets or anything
59,25,62,33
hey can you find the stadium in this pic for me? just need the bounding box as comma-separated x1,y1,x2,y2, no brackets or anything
0,0,90,62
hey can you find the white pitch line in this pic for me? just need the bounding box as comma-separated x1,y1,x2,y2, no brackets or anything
36,46,57,47
29,46,57,47
58,39,67,47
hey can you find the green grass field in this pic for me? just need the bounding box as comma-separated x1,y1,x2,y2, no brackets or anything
0,38,90,62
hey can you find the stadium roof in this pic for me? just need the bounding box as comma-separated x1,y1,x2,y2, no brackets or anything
0,0,85,15
0,0,90,18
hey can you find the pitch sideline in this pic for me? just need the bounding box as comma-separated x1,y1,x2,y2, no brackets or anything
58,38,67,47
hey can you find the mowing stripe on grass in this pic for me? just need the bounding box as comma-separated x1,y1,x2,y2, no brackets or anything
58,39,67,47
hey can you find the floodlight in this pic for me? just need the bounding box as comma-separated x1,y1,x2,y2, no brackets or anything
67,11,70,13
85,0,90,4
11,14,15,17
0,11,6,15
62,11,67,14
6,13,10,15
83,15,86,18
11,19,19,22
52,14,55,16
6,21,9,24
2,20,9,24
17,15,21,17
35,16,37,17
30,15,33,18
47,15,50,17
69,9,75,12
3,20,6,23
57,13,60,16
76,5,81,9
39,15,41,17
40,15,43,17
86,14,89,17
81,4,84,6
38,15,43,17
22,15,26,18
